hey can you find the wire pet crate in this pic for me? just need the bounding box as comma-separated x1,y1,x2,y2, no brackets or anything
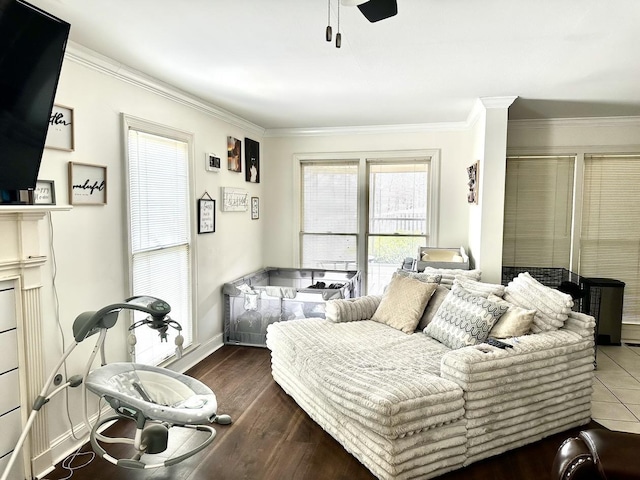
501,266,585,312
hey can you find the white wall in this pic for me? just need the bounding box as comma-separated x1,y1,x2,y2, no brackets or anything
34,44,265,466
262,129,476,269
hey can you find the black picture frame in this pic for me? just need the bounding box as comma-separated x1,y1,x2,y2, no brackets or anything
245,137,260,183
33,180,56,205
198,198,215,233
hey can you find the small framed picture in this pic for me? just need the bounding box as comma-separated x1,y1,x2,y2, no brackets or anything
45,104,74,151
198,198,215,234
227,136,242,172
68,162,107,205
33,180,56,205
251,197,259,220
206,153,220,172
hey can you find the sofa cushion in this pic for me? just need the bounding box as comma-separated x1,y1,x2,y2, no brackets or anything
503,272,574,333
424,285,508,349
421,267,482,288
418,284,450,330
395,269,442,285
453,276,506,298
371,273,437,333
487,294,535,338
325,295,383,323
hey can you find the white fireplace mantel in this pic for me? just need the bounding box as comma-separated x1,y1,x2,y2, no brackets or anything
0,205,70,477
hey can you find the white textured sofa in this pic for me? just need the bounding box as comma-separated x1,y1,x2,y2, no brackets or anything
266,270,596,480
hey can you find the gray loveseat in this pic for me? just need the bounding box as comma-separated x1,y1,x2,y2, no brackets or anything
266,269,595,480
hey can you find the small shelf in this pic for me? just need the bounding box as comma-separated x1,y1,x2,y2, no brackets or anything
0,205,71,215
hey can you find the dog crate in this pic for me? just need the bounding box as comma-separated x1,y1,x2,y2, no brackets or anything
501,266,585,312
223,267,361,347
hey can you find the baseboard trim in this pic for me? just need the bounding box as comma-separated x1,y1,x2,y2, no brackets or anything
622,323,640,344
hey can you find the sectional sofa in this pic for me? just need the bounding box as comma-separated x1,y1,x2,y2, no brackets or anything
266,269,596,480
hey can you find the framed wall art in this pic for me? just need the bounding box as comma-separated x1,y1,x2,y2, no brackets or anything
221,187,248,212
206,153,220,172
45,104,74,151
251,197,259,220
467,161,479,204
198,195,215,234
227,136,242,172
33,180,56,205
68,162,107,205
245,138,260,183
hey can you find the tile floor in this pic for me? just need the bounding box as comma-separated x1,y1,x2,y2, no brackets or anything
592,344,640,433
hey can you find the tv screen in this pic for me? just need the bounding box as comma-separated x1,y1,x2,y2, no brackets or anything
0,0,70,192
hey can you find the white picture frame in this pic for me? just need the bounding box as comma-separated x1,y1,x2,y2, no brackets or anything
206,153,220,172
251,197,259,220
45,104,74,151
221,187,248,212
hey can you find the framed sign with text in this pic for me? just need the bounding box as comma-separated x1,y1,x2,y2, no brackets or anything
198,198,215,233
45,104,74,151
68,162,107,205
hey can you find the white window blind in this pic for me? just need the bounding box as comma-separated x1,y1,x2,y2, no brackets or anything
581,155,640,323
502,156,575,269
300,161,358,270
127,128,192,365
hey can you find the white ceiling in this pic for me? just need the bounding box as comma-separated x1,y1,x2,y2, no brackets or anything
30,0,640,129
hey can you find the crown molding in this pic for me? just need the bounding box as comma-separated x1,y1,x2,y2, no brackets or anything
508,115,640,129
64,42,266,136
263,120,471,138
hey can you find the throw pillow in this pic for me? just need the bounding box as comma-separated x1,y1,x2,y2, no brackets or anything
487,294,535,338
417,284,450,330
503,272,573,333
424,285,508,349
453,276,505,298
325,295,383,323
371,274,437,333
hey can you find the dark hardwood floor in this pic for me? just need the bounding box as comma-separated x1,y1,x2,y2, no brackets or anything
44,346,599,480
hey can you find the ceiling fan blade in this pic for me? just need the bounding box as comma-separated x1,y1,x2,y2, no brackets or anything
357,0,397,22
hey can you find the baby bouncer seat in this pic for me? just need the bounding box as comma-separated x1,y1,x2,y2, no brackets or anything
0,296,231,480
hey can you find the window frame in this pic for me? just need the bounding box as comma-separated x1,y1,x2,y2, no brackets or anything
122,114,197,365
293,150,440,293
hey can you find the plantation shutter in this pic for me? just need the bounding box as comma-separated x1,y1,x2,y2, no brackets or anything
581,155,640,323
127,129,192,365
502,156,575,269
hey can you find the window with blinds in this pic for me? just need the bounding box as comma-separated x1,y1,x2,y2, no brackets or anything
502,156,575,269
581,154,640,323
299,156,432,294
300,161,358,270
127,126,192,365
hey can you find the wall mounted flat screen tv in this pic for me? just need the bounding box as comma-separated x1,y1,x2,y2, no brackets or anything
0,0,70,193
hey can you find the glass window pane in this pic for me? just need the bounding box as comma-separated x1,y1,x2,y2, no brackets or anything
369,162,428,235
367,235,426,294
301,234,357,270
